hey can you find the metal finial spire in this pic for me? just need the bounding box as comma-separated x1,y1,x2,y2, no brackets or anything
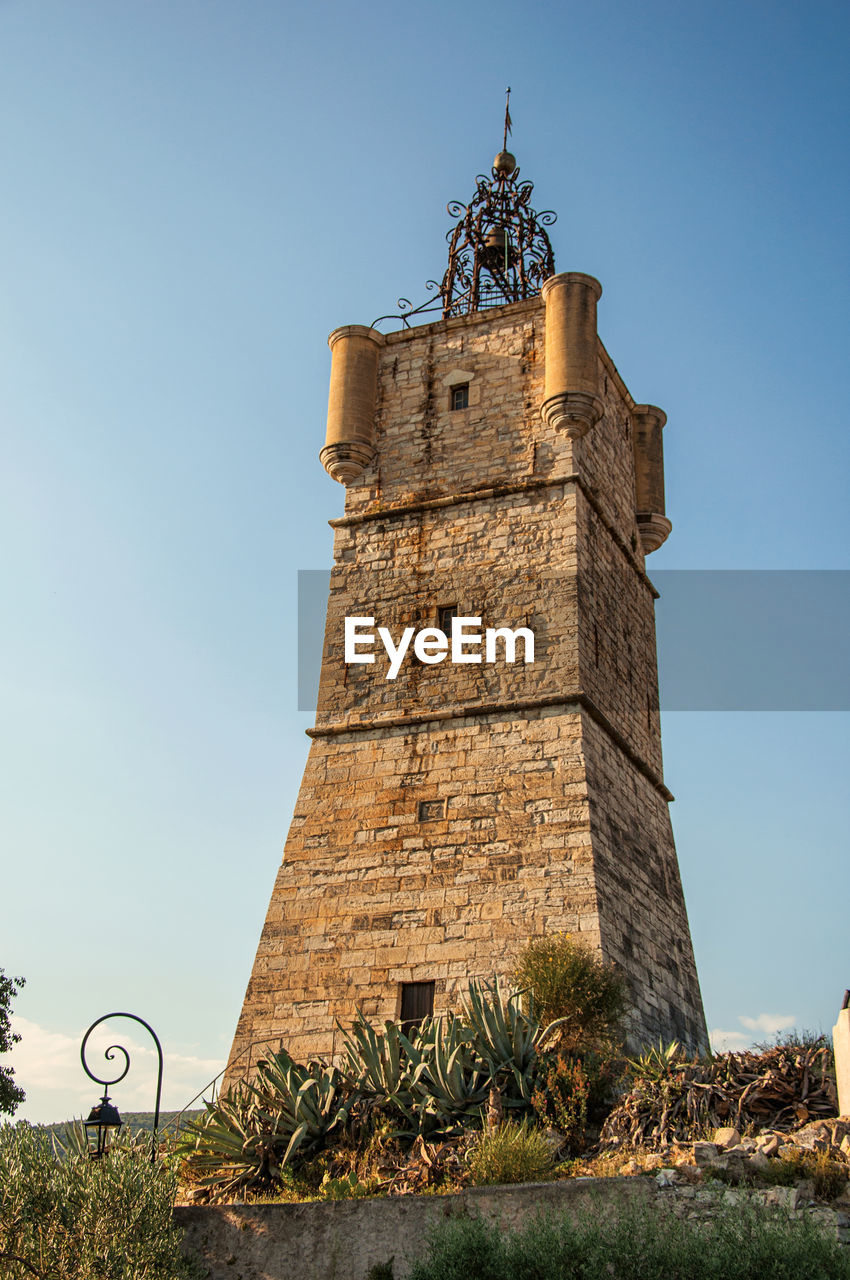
503,86,512,153
371,91,557,330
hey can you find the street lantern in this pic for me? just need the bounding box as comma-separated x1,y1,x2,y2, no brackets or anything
80,1012,163,1163
83,1093,123,1159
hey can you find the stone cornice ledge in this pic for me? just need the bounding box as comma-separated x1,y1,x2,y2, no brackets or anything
307,690,673,802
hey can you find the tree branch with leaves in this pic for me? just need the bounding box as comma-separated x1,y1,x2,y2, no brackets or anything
0,968,26,1116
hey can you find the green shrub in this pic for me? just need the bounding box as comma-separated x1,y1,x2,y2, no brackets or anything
513,933,627,1052
467,1120,555,1187
0,1122,201,1279
530,1054,589,1150
410,1214,504,1280
408,1193,850,1280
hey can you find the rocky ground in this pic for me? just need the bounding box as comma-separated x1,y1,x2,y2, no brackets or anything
591,1118,850,1244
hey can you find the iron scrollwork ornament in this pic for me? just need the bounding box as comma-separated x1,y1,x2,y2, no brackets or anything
438,159,556,318
373,92,557,330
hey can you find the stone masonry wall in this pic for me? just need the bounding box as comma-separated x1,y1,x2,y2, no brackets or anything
175,1178,654,1280
225,294,707,1084
228,707,601,1066
346,301,550,513
581,711,706,1049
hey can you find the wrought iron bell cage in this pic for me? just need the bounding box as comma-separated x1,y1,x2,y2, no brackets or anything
372,94,557,331
438,153,556,319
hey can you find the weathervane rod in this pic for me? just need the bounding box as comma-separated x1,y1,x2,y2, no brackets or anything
503,86,512,152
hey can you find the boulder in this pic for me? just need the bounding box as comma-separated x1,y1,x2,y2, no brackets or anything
755,1133,781,1157
765,1185,800,1211
713,1126,742,1150
790,1120,833,1152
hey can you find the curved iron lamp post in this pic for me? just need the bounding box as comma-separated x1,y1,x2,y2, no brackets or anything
80,1012,163,1163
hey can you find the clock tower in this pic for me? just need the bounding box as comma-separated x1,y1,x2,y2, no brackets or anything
225,124,708,1086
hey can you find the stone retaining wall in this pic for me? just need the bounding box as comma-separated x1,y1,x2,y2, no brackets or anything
175,1173,849,1280
175,1177,652,1280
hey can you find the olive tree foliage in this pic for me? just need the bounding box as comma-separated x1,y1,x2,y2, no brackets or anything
512,934,627,1053
0,970,25,1116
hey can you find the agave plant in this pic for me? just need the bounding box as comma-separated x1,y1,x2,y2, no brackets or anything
463,978,537,1073
255,1047,351,1159
181,1051,352,1199
626,1039,686,1082
413,1014,489,1127
179,1087,271,1199
341,1011,492,1134
462,977,568,1103
342,984,566,1132
340,1014,427,1128
52,1119,152,1164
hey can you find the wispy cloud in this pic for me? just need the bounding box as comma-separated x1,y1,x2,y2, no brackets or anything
7,1018,224,1125
710,1012,798,1054
738,1013,797,1035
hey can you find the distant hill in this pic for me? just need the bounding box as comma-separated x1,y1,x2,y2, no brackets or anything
38,1109,205,1137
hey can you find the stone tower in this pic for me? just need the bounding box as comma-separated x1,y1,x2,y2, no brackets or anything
226,140,708,1084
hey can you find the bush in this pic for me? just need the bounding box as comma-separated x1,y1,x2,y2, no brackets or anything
513,933,627,1052
0,1122,201,1279
467,1120,555,1186
407,1194,850,1280
531,1055,589,1150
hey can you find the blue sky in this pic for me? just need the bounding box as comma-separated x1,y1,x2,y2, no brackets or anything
2,0,847,1122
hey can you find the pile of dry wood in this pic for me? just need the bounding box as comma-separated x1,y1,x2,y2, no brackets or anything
601,1041,838,1149
379,1134,468,1194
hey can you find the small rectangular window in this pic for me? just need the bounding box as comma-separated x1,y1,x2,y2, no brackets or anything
400,981,435,1035
438,604,457,633
450,384,469,411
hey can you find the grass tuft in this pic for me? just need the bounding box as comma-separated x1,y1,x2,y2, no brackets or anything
762,1147,849,1200
467,1120,555,1187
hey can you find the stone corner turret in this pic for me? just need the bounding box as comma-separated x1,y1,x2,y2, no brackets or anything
632,403,671,553
320,325,384,485
540,272,605,439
